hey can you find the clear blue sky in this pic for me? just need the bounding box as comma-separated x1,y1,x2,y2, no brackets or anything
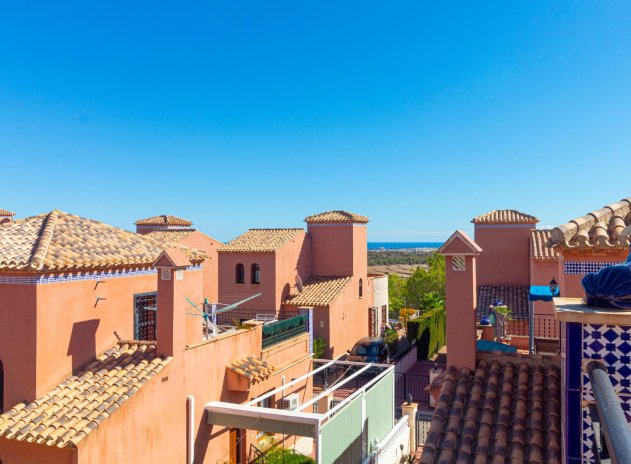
2,2,631,242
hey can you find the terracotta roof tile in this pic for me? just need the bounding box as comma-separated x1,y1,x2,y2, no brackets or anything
420,359,561,464
0,342,170,448
0,209,15,217
531,229,559,261
0,210,206,271
472,210,539,224
218,229,303,253
283,275,351,307
228,356,275,382
144,230,196,243
134,215,192,227
304,210,369,224
551,197,631,250
477,286,529,320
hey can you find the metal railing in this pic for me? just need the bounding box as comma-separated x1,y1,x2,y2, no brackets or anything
395,373,429,404
261,314,309,349
588,361,631,464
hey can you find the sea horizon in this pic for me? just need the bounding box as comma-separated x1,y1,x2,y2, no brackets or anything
368,241,443,250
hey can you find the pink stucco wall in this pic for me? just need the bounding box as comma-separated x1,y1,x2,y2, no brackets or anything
0,280,37,411
178,230,222,303
0,266,313,464
475,225,532,286
308,224,366,277
218,252,278,311
558,250,628,298
0,270,156,411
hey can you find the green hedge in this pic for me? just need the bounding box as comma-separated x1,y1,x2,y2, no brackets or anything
407,307,446,360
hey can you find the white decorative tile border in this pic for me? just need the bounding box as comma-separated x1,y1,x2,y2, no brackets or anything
0,265,201,285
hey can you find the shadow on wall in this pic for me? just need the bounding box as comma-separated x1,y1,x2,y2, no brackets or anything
67,319,100,374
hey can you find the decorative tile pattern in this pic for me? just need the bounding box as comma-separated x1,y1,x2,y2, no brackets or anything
564,261,619,275
0,265,201,285
581,323,631,463
582,324,631,395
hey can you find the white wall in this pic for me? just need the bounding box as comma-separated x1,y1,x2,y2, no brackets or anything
371,275,389,327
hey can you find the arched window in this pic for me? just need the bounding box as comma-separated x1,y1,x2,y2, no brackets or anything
251,263,261,284
359,278,363,298
236,263,245,284
0,360,4,413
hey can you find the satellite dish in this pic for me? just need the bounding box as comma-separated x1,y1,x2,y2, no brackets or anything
295,275,304,293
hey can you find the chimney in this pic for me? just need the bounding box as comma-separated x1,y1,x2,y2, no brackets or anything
154,248,203,357
0,209,15,225
438,230,483,371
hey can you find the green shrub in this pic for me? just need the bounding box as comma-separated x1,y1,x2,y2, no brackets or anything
264,447,315,464
313,337,326,359
383,327,399,347
407,307,446,360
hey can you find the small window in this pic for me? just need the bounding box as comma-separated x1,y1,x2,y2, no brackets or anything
452,256,466,271
359,278,363,298
134,293,158,341
236,263,245,284
251,263,260,284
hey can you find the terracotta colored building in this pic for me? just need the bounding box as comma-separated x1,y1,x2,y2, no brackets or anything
468,198,631,341
0,211,313,463
425,218,631,463
135,214,222,302
217,210,372,358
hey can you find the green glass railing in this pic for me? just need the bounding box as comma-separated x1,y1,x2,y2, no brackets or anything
262,314,308,349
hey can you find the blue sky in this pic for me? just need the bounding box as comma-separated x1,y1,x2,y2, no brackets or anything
2,2,631,242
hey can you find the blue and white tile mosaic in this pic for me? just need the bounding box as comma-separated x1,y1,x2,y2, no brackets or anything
564,261,620,275
580,323,631,463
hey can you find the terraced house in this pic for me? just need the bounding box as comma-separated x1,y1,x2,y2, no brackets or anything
420,197,631,463
217,210,377,358
0,210,314,463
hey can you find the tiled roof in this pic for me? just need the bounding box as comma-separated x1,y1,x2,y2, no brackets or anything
477,286,529,320
218,229,303,253
420,359,561,464
0,209,15,217
0,210,206,271
134,215,192,227
228,356,276,382
472,210,539,224
531,229,559,261
304,210,369,224
284,275,351,307
0,341,171,448
551,197,631,249
144,229,196,243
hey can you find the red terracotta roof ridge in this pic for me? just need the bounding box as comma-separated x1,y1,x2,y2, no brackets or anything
472,209,539,224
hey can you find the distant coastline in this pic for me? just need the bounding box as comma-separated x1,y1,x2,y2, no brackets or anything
368,241,443,251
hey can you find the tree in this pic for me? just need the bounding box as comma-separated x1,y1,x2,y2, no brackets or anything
405,253,446,310
388,274,407,318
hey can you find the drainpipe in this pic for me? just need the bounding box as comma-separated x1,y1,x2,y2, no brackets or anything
587,362,631,464
187,395,195,464
529,300,535,354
